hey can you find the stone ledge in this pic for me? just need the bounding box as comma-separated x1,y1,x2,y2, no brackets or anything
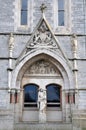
14,123,73,130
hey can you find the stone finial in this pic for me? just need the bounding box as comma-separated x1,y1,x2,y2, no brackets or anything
40,3,47,14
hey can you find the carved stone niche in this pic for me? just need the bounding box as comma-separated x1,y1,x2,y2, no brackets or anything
24,59,61,77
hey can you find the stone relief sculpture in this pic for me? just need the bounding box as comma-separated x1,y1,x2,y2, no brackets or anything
25,59,61,76
28,21,57,48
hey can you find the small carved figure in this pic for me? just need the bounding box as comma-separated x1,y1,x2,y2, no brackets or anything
9,33,14,50
71,34,77,52
38,88,47,113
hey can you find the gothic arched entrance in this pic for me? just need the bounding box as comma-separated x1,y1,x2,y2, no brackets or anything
21,59,63,122
11,52,74,123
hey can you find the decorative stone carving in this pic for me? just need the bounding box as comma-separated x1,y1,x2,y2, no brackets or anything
38,88,47,123
27,21,57,48
9,33,14,53
71,34,78,58
25,59,61,76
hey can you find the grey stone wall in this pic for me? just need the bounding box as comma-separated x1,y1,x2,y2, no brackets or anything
78,60,86,89
13,35,30,58
0,0,85,34
71,0,85,34
0,0,86,129
0,35,9,57
0,0,14,33
0,60,8,87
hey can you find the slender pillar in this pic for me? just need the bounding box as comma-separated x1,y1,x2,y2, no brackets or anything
10,89,20,104
8,33,14,92
10,89,15,103
71,34,78,89
71,34,78,108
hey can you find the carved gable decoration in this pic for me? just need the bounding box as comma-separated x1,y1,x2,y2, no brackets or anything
27,20,57,48
17,14,68,65
24,60,61,76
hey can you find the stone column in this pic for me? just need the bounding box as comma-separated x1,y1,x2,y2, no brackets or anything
71,34,78,106
38,88,47,123
8,33,14,92
71,34,78,90
10,89,16,103
71,34,79,125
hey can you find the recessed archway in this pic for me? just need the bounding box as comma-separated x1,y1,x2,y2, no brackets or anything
21,57,64,122
15,53,72,90
11,50,74,123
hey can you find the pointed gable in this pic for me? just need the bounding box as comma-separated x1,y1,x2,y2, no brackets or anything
27,19,58,48
17,13,68,64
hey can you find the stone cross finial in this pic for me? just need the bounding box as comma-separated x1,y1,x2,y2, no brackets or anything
40,3,47,13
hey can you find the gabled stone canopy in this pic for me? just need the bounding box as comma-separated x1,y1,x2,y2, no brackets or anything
17,13,68,64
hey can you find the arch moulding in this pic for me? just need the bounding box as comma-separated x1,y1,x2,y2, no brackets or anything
11,49,74,91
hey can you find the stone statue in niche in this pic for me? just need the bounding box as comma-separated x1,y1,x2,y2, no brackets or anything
37,88,47,123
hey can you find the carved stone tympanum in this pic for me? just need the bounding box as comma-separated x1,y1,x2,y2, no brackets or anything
25,59,61,76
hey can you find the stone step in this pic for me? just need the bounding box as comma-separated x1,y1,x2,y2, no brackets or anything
14,122,81,130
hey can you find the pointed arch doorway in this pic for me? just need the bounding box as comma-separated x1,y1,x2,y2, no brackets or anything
21,58,64,122
12,51,73,123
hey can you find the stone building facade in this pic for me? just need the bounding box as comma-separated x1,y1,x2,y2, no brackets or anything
0,0,86,130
